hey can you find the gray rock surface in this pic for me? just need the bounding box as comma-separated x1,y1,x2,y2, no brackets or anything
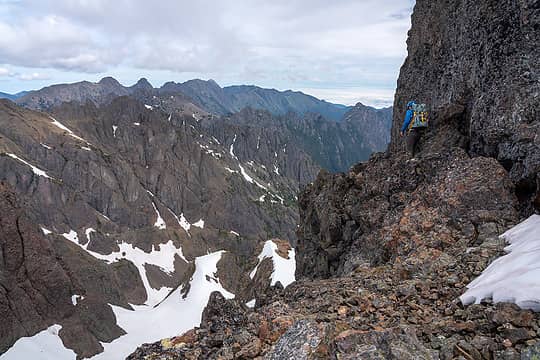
389,0,540,215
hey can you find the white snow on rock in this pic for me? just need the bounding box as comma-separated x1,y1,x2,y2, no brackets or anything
229,134,237,159
40,143,52,150
230,230,240,236
460,215,540,311
1,325,76,360
274,164,280,175
225,167,238,174
62,230,79,243
112,125,118,137
92,251,234,360
133,122,141,126
49,116,91,145
41,227,52,235
144,104,153,110
71,295,84,306
151,201,167,230
81,146,91,151
192,219,205,229
246,299,256,308
62,234,187,306
167,208,191,234
6,153,53,179
249,240,296,288
239,164,267,191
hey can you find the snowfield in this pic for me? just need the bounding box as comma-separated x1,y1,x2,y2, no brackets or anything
250,240,296,288
0,251,233,360
1,325,76,360
93,251,234,359
460,214,540,311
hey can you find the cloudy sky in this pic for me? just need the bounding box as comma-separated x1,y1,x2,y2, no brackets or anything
0,0,414,107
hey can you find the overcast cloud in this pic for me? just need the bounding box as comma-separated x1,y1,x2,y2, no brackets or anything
0,0,414,106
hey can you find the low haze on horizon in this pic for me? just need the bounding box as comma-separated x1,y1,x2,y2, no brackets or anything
0,0,415,108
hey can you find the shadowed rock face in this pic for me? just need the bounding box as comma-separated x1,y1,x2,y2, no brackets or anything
0,182,134,358
390,0,540,215
202,106,392,174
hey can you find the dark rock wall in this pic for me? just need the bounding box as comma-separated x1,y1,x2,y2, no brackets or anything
297,0,539,279
390,0,540,214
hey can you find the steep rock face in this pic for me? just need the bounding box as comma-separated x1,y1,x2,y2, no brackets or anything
342,103,392,153
390,0,540,214
0,182,137,358
203,107,392,174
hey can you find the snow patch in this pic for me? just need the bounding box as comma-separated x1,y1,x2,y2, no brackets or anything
40,143,52,150
225,167,238,174
239,164,267,191
144,104,153,110
6,153,53,179
81,146,91,151
112,125,118,137
133,122,141,126
167,208,191,234
229,134,237,159
66,238,189,306
49,116,91,145
230,231,240,236
246,299,256,308
41,227,52,235
249,240,296,288
62,230,79,243
1,325,76,360
460,215,540,311
151,201,167,230
192,219,205,229
71,295,84,306
92,251,234,360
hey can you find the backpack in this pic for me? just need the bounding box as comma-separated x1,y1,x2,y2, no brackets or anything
409,103,429,130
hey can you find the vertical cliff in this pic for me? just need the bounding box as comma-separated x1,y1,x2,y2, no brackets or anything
296,0,539,279
390,0,539,214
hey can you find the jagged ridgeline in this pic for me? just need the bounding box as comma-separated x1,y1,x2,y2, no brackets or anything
0,76,391,358
128,0,538,359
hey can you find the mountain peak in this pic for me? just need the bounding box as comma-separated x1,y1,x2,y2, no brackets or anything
98,76,122,87
131,77,154,90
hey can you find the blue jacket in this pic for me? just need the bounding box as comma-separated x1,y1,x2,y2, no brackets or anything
401,109,414,133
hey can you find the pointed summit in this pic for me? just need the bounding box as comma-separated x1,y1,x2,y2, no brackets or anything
132,77,153,91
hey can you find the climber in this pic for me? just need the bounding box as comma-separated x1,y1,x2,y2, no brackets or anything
400,101,428,158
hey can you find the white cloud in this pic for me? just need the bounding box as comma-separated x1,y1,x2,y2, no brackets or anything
0,67,9,76
18,72,50,81
0,0,414,102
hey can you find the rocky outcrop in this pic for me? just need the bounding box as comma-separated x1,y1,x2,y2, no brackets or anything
390,0,540,215
129,233,540,359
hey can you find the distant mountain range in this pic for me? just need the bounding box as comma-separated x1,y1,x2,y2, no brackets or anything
0,90,28,101
13,77,353,120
